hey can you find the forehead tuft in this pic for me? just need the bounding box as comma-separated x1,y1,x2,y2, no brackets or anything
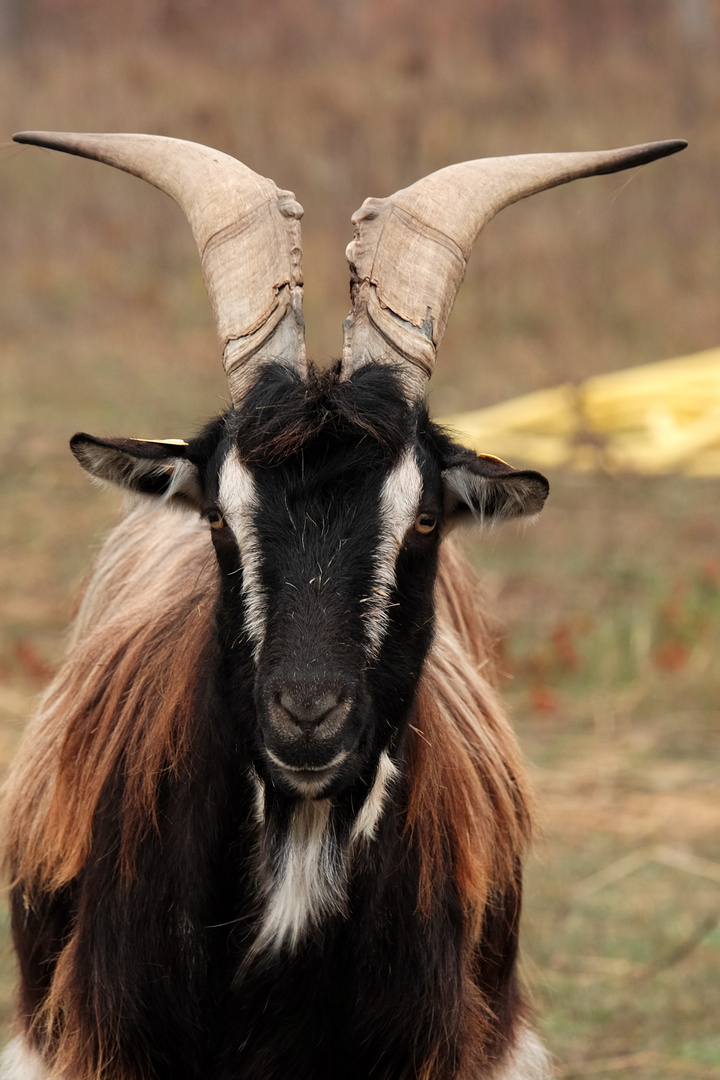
231,363,413,467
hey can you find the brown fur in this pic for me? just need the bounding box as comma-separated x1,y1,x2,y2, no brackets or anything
411,541,532,928
3,503,219,893
407,542,533,1077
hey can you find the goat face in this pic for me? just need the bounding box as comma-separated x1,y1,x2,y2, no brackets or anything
70,362,548,800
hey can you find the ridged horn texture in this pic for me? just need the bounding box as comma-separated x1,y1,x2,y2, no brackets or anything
342,139,687,400
13,131,307,404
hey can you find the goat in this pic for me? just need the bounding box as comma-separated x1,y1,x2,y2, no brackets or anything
1,132,685,1080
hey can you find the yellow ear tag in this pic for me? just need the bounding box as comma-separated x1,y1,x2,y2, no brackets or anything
133,438,189,446
477,452,512,467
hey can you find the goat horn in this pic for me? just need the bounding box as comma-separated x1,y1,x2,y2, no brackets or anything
13,131,307,404
342,139,687,399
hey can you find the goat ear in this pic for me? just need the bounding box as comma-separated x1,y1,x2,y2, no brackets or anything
70,434,202,507
441,451,549,528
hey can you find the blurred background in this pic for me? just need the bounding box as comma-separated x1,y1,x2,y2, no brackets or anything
0,2,719,1076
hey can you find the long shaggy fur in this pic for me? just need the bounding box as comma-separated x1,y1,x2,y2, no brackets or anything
3,503,537,1080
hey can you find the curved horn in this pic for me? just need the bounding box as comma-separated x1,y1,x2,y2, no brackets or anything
13,131,306,404
342,139,687,400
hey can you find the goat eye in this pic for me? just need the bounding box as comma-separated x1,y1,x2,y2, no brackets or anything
206,510,225,530
414,513,437,535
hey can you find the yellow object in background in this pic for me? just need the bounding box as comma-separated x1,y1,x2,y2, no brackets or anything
441,347,720,475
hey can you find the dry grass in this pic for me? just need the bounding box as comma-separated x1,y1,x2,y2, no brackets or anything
0,6,718,1075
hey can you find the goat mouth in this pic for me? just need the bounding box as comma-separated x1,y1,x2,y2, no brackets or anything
265,748,351,795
